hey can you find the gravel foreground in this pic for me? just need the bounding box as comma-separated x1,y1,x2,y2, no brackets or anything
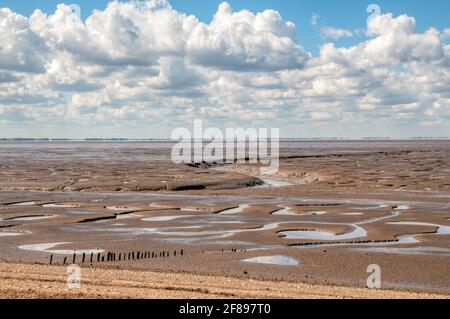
0,262,448,299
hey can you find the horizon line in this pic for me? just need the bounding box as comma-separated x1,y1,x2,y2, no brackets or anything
1,137,450,141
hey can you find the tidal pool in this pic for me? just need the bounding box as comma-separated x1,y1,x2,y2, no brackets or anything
259,178,295,187
280,225,367,241
272,206,296,216
42,203,81,208
181,207,211,212
10,201,37,206
0,231,24,237
7,215,56,221
142,215,195,222
273,205,327,216
67,210,99,215
242,255,299,266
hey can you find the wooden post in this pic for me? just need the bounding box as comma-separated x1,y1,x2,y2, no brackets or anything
72,253,76,264
90,252,93,263
174,250,177,257
82,253,86,263
63,257,67,265
49,254,53,265
97,252,100,262
181,249,184,256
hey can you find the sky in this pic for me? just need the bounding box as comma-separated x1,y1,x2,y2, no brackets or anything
0,0,449,138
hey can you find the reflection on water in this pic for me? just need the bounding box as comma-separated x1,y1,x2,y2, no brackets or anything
10,201,37,206
0,231,24,237
7,215,56,221
352,246,450,256
19,242,104,255
219,204,250,215
42,203,81,208
242,255,299,266
142,215,194,222
280,225,367,241
387,222,450,235
106,206,139,211
67,210,99,215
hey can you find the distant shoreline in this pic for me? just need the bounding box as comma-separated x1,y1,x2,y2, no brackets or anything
1,137,449,142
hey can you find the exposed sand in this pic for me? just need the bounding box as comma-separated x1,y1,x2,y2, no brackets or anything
0,262,447,299
0,140,449,298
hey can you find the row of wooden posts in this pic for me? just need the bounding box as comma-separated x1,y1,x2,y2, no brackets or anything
49,249,184,265
222,248,247,253
289,239,399,247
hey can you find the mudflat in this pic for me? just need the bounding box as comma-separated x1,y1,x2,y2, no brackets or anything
0,140,449,298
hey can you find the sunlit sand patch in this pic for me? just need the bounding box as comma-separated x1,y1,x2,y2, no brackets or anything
18,242,104,255
42,203,81,208
242,255,299,266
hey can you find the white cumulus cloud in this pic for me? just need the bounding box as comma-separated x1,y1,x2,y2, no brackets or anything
0,1,449,137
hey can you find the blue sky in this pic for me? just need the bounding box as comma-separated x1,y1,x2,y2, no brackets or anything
3,0,450,55
0,1,449,138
